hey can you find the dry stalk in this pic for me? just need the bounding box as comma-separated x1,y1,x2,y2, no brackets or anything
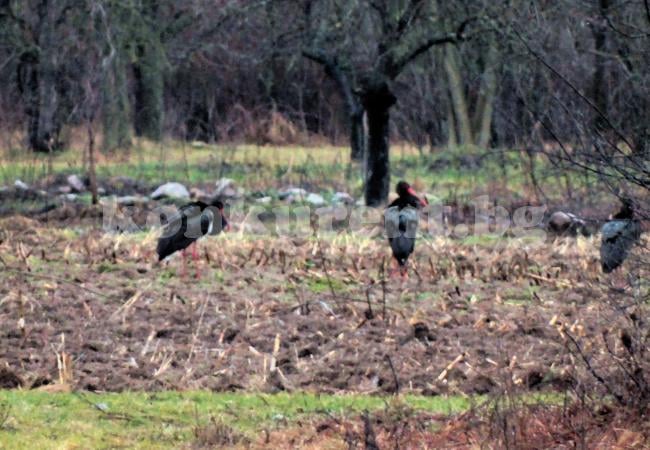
52,334,73,386
153,350,175,378
437,353,466,382
269,333,281,372
380,257,388,321
186,296,209,368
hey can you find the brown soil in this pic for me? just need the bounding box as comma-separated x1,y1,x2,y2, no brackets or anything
0,214,646,395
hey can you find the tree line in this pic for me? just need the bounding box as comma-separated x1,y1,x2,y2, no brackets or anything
0,0,648,204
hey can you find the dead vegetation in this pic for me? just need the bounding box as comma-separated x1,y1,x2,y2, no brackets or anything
0,211,647,402
228,394,650,449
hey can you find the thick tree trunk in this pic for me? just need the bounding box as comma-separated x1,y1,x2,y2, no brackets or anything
33,63,60,152
350,106,365,161
444,45,472,146
591,0,610,132
133,43,164,141
362,85,396,207
474,45,498,149
17,11,63,153
446,100,457,147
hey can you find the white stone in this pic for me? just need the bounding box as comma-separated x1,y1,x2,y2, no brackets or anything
332,192,355,205
67,174,85,192
14,179,29,190
214,178,237,197
150,182,189,200
279,187,307,200
306,192,325,206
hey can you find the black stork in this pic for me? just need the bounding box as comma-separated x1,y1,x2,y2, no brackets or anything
384,181,428,279
600,198,641,273
157,199,229,278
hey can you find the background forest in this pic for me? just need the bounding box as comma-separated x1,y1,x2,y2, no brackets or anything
0,1,649,448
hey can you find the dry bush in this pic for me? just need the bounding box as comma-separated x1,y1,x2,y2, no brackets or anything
217,104,312,146
191,415,250,449
559,243,650,415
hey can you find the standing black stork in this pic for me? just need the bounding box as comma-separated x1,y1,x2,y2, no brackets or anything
384,181,428,278
157,199,229,278
600,198,641,273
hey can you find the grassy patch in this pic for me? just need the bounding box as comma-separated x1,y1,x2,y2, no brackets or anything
0,391,474,449
306,277,346,294
0,139,596,203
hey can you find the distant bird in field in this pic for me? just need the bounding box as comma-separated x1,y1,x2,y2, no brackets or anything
600,198,641,273
157,199,229,277
384,181,428,279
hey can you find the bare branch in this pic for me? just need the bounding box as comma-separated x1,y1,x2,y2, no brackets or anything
387,17,476,78
511,26,637,152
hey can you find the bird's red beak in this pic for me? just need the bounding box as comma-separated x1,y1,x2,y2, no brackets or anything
407,187,428,207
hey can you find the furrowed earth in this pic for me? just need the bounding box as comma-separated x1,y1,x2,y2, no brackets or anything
1,210,642,397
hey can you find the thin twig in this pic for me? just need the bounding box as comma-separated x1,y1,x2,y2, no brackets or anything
362,410,380,450
380,257,387,321
317,240,341,305
364,287,374,319
385,355,400,395
563,330,625,406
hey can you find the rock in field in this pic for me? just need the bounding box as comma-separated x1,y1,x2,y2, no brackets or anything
14,179,29,190
150,182,190,200
278,187,307,201
214,178,240,198
332,191,355,205
67,174,85,192
305,192,325,206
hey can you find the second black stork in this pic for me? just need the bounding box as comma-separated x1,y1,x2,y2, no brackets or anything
384,181,428,279
157,199,229,278
600,197,641,273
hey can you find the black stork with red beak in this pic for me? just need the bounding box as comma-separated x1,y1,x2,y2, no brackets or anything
384,181,428,278
157,199,229,277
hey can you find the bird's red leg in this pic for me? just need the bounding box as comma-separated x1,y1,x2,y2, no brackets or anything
389,259,399,278
400,265,409,280
192,242,201,280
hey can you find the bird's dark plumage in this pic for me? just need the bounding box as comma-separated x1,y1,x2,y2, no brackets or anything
384,181,427,274
600,198,640,273
157,199,228,261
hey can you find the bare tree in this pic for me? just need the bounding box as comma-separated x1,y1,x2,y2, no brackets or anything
301,0,480,205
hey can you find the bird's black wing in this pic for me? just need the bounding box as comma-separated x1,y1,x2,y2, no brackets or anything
600,220,641,273
385,206,419,266
157,203,205,261
385,206,419,238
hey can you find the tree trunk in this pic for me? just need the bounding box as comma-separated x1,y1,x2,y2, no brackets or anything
446,100,457,147
17,14,63,153
591,0,610,132
350,106,365,161
444,45,472,146
474,44,498,149
133,43,164,140
87,122,98,205
102,54,131,151
362,84,396,207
